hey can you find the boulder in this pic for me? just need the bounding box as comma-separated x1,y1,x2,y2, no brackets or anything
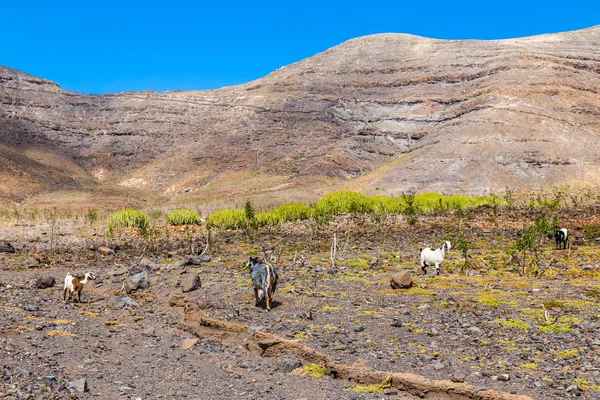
34,276,55,289
110,295,138,309
181,273,201,293
390,270,413,289
277,358,302,373
0,240,15,253
123,268,150,294
25,257,41,269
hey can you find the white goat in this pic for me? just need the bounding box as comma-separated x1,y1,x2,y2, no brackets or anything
63,272,95,303
420,241,451,276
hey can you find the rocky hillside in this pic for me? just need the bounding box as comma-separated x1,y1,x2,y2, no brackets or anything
1,26,600,208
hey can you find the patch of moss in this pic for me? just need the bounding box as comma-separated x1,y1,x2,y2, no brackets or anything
294,332,309,339
318,305,340,312
346,378,392,394
236,279,252,289
520,363,538,370
573,378,590,390
346,260,370,270
52,319,73,325
495,318,531,331
477,291,517,308
302,363,327,378
554,349,579,359
538,316,582,333
357,310,382,317
543,299,565,309
46,330,75,337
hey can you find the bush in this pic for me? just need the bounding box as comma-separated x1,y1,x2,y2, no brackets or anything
167,209,203,226
314,191,375,220
108,209,150,233
207,208,246,230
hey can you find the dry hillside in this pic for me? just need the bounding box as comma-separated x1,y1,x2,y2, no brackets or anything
1,25,600,208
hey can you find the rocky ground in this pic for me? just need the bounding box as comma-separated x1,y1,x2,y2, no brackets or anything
0,207,599,399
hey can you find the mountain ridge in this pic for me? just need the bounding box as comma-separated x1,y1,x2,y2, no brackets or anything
1,26,600,209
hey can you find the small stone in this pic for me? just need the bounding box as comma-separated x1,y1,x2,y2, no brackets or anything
25,257,40,269
433,362,444,370
451,373,465,383
181,273,201,293
249,326,263,335
142,327,156,337
97,246,114,256
566,385,579,396
181,337,199,350
110,295,138,309
390,270,412,289
353,325,365,332
497,373,510,381
69,378,88,393
39,376,57,384
333,343,348,351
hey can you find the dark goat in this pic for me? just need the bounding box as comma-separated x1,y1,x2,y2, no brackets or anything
555,228,569,250
247,257,279,311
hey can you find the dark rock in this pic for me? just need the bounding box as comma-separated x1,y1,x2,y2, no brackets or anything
123,268,150,293
353,325,365,332
39,376,57,384
34,276,55,289
181,273,201,293
0,240,15,253
277,358,302,373
185,255,211,265
390,270,412,289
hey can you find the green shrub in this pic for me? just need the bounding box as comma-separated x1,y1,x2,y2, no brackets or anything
108,209,150,233
207,208,246,230
314,191,375,220
167,209,203,226
85,208,98,223
273,203,312,222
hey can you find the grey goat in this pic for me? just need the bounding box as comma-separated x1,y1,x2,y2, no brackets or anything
247,256,279,311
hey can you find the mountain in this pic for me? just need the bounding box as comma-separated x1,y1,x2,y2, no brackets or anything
1,26,600,209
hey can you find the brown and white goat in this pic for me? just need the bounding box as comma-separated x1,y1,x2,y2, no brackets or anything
63,272,95,303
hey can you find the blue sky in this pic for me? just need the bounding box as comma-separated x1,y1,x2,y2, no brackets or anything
2,1,598,94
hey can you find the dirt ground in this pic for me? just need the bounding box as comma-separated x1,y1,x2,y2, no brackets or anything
0,208,599,399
